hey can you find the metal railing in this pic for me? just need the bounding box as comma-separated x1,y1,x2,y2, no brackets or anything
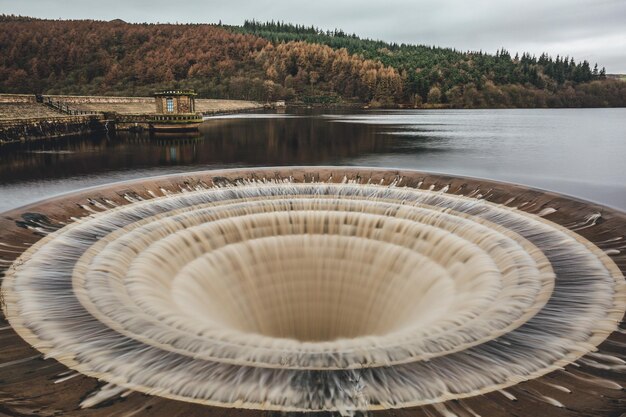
44,98,100,116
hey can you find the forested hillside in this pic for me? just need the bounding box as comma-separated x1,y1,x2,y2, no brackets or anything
239,21,626,107
1,15,625,107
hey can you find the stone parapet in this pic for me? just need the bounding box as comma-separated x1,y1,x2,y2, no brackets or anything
44,95,153,104
0,94,37,103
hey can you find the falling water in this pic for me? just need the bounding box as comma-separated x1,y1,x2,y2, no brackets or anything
2,174,625,414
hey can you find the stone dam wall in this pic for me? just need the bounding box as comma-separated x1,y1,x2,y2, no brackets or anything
0,94,265,144
0,115,107,145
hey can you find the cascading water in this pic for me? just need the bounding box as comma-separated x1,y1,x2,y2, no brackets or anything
0,167,625,417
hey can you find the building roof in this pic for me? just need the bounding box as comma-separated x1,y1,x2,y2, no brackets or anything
154,90,197,97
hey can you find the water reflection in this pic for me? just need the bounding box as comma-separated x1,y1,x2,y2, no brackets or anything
0,112,392,183
1,108,625,212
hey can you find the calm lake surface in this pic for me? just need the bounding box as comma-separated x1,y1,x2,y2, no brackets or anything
1,108,625,212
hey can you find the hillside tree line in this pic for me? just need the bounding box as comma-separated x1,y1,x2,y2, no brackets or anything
1,16,624,107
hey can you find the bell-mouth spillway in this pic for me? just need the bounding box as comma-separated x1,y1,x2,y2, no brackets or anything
0,167,625,417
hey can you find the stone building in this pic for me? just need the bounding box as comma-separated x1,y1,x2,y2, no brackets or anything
154,90,197,114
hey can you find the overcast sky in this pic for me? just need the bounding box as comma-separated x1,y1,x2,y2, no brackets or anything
2,0,625,73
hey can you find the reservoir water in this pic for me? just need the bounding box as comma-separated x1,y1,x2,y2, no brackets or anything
1,108,625,212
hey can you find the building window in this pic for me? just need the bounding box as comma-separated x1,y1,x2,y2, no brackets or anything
166,98,174,113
